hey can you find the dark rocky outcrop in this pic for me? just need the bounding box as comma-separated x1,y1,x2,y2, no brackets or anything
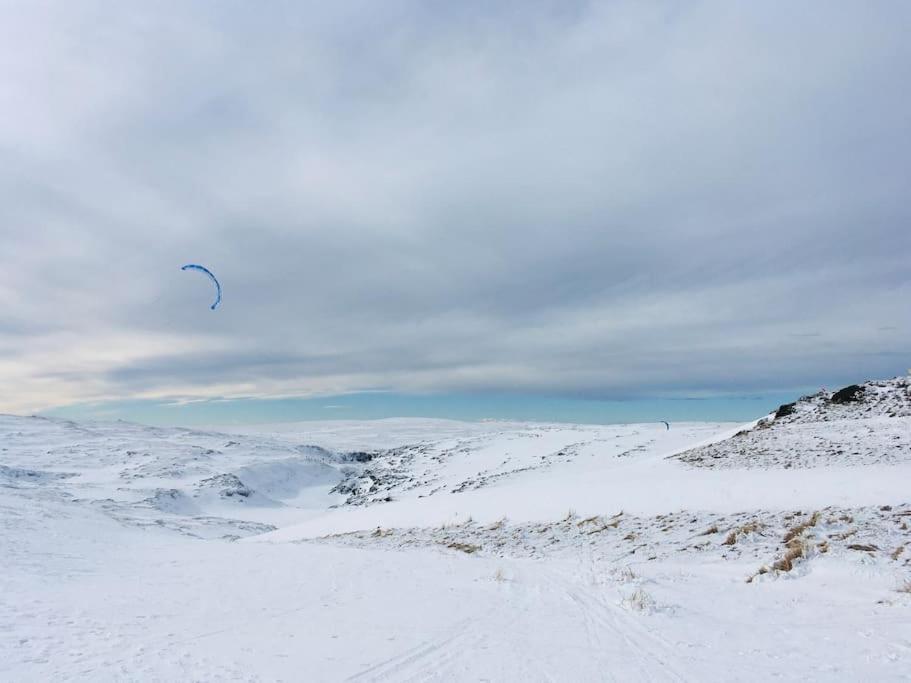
831,384,864,404
342,451,376,463
197,473,253,498
774,402,796,419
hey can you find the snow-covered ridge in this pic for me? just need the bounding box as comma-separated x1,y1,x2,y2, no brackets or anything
675,376,911,470
771,376,911,424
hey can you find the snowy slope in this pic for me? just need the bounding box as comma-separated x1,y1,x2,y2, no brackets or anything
2,385,911,681
771,376,911,424
0,414,355,536
676,377,911,469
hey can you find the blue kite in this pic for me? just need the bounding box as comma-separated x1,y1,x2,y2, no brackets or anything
181,264,222,310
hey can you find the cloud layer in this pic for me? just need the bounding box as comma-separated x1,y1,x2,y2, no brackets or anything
2,1,910,412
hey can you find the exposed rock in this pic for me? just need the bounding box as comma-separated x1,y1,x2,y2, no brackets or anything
341,451,376,463
774,403,796,419
831,384,864,404
674,376,911,470
196,473,253,498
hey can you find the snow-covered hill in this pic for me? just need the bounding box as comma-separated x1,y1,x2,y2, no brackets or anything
676,377,911,469
2,384,910,681
772,376,911,424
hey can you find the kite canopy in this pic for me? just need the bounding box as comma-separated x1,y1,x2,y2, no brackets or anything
180,264,221,310
662,421,670,430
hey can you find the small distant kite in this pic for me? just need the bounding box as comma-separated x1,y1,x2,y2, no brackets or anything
180,264,221,310
661,421,670,430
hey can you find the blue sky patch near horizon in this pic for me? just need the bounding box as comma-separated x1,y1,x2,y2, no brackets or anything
41,389,811,428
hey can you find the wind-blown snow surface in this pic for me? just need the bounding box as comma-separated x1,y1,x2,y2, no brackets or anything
3,393,911,680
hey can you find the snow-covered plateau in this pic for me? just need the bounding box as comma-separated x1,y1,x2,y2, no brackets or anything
3,378,910,681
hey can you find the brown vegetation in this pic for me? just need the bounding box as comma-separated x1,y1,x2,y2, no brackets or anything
783,511,820,543
447,542,481,554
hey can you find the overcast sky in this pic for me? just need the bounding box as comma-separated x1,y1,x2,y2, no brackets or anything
1,1,910,415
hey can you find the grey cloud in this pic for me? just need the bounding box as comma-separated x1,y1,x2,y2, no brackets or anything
1,1,910,412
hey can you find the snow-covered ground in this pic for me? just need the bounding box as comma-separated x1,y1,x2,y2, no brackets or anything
3,380,911,681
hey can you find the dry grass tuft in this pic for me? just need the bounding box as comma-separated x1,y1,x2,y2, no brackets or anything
830,528,858,541
446,542,481,554
846,543,879,552
577,512,622,534
612,566,637,583
897,580,911,594
699,524,719,536
746,566,770,583
772,543,806,572
723,520,764,546
760,517,819,576
740,521,763,535
783,511,820,544
486,516,507,531
622,588,656,612
891,545,906,561
614,567,636,583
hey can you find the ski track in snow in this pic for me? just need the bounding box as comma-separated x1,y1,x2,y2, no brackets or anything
3,381,911,681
